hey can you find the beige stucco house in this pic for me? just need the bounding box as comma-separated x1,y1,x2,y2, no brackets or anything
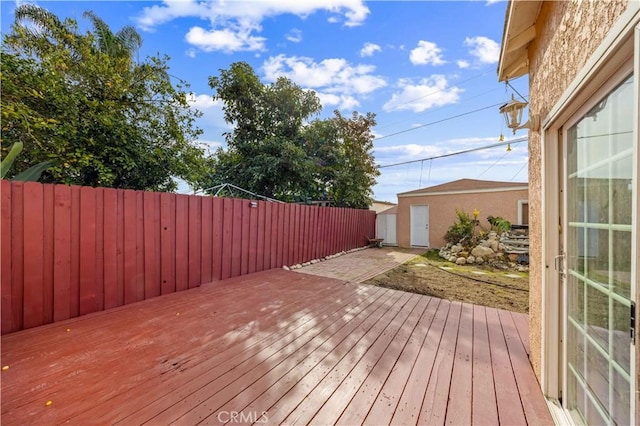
396,179,528,248
369,199,396,214
498,1,639,424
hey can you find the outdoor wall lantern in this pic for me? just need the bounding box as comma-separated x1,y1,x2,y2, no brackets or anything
249,201,258,208
499,94,539,134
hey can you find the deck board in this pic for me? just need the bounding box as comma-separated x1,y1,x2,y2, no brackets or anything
1,269,553,425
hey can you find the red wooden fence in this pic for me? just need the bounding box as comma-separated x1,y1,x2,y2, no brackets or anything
0,180,376,334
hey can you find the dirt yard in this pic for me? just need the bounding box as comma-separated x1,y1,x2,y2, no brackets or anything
364,249,529,313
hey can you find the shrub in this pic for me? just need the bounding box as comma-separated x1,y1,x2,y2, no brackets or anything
487,216,512,233
444,209,475,245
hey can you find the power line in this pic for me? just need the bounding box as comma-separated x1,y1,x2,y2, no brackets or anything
374,72,491,130
377,137,528,169
511,160,529,181
375,85,505,132
374,102,506,142
477,150,510,178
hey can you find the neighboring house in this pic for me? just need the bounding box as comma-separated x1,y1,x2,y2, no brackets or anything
375,205,397,246
498,1,638,425
369,199,397,214
396,179,528,248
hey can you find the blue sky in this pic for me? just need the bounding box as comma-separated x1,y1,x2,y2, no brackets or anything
1,0,530,202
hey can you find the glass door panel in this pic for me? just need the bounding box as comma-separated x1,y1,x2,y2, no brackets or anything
565,74,633,425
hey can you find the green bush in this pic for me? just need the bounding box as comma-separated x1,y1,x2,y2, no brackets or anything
444,209,475,245
487,216,511,233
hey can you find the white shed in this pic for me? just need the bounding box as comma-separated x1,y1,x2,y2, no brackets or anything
375,206,397,246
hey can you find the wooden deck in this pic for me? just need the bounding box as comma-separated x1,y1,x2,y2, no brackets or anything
1,269,553,425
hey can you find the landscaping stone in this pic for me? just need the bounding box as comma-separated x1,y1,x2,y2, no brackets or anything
451,245,463,254
466,256,475,264
449,256,457,263
283,265,290,271
456,257,467,265
475,257,484,264
471,246,495,258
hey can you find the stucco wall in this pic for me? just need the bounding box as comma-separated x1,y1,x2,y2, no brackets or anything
526,0,628,380
396,189,528,248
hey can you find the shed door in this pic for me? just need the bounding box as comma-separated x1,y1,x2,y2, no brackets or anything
410,205,429,247
376,214,397,245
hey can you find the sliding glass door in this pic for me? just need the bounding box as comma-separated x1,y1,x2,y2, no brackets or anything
564,74,634,425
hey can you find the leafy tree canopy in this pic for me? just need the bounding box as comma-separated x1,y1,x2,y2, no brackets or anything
1,5,206,191
201,62,379,209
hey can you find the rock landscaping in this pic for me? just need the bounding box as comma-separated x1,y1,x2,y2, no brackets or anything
439,229,530,272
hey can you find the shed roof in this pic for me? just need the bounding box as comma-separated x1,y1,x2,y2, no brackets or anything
398,179,528,197
378,206,398,215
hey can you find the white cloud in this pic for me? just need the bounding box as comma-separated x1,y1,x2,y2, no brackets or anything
485,0,504,5
196,139,224,155
135,0,369,52
261,55,386,109
360,42,381,57
409,40,445,66
286,28,302,43
464,36,500,64
382,75,462,113
187,93,222,110
457,59,470,69
316,92,360,111
375,144,445,164
185,26,266,53
185,48,197,58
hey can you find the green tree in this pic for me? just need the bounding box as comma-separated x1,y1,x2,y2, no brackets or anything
201,62,379,207
1,5,205,191
204,62,321,200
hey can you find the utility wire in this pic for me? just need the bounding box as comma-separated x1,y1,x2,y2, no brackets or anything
375,86,506,132
374,102,506,141
510,160,529,181
477,150,510,178
377,137,528,169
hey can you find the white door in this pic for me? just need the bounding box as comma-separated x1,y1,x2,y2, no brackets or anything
410,205,429,247
375,214,397,245
561,73,635,425
385,214,397,245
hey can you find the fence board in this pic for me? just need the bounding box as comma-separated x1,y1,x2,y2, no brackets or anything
123,190,138,305
221,198,233,280
1,181,13,333
256,202,265,273
94,188,105,314
135,192,145,301
23,183,45,329
175,195,189,292
241,202,250,276
144,192,159,299
188,196,201,289
159,192,175,295
41,185,55,324
11,182,25,331
212,197,223,281
249,204,258,274
272,203,280,267
231,198,242,277
1,181,375,333
103,189,118,309
201,196,213,284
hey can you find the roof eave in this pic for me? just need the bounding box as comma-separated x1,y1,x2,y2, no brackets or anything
497,0,542,82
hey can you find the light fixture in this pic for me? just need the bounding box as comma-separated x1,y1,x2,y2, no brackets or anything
499,94,539,134
506,143,512,152
249,201,258,208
